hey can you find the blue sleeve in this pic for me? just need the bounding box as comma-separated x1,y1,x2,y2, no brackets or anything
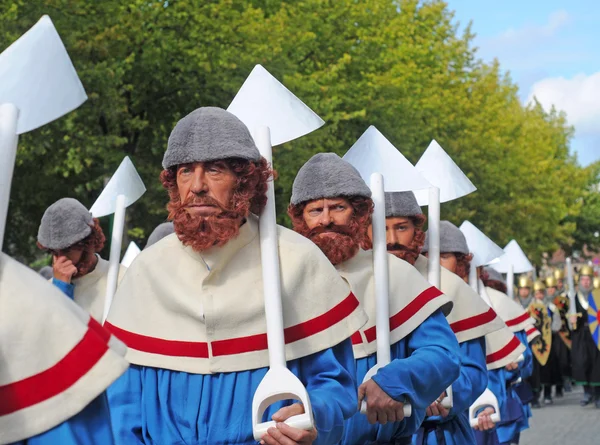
11,394,115,445
516,330,533,380
106,365,144,444
372,309,461,409
51,278,75,300
447,337,488,416
297,338,358,445
486,369,506,415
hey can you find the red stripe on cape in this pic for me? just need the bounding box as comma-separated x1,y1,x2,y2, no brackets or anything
352,286,443,344
0,318,111,415
105,292,360,357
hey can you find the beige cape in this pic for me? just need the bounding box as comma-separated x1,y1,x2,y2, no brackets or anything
336,250,453,359
0,253,128,444
106,215,368,374
414,255,505,343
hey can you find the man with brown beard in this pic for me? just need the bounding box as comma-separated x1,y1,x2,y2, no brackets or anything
289,153,461,445
104,108,367,445
37,198,127,321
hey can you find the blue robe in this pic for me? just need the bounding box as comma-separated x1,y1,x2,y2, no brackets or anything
108,339,357,445
489,331,532,445
412,337,488,445
9,394,115,445
342,310,461,444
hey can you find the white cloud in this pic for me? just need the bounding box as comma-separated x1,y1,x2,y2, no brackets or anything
492,10,571,46
528,73,600,165
528,72,600,136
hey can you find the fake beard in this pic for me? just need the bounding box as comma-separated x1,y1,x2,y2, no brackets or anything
386,242,421,265
300,224,360,266
169,195,245,252
73,250,98,278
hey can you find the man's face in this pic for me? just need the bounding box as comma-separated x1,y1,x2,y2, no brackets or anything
302,198,353,231
176,161,237,216
547,286,557,296
369,217,416,255
580,276,592,291
58,247,84,265
518,287,530,299
557,279,564,290
534,290,545,301
439,252,458,274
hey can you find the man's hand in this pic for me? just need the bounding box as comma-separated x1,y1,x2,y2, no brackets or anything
425,392,449,418
569,314,578,326
52,256,77,283
505,362,519,371
358,379,405,425
260,403,317,445
473,407,496,431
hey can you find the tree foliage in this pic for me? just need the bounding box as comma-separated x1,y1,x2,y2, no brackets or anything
1,0,596,265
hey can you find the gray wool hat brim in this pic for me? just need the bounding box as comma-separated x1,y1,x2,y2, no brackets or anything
385,191,423,218
290,153,372,205
38,265,53,280
162,107,261,169
145,222,175,249
483,267,505,283
422,220,470,255
37,198,94,251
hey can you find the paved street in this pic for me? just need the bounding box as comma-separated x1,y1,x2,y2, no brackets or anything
520,386,600,444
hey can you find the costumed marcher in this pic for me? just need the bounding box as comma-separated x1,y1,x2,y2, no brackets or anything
0,252,129,445
36,198,127,321
380,192,511,445
516,276,533,308
553,269,565,295
480,268,534,445
104,108,369,445
525,280,561,408
545,275,571,394
570,265,600,408
289,155,461,445
421,223,525,445
144,221,174,249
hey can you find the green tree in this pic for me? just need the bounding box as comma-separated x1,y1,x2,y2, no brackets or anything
0,0,592,267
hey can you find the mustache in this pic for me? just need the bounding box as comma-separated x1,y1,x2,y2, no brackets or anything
386,243,409,252
307,224,356,239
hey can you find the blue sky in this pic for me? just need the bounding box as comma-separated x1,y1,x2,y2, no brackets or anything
447,0,600,166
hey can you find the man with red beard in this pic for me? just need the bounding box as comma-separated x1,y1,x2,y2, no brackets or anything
36,198,127,321
381,193,517,445
289,153,461,445
104,108,367,445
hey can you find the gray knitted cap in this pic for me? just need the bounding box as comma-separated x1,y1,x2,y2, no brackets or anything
38,265,53,280
421,220,470,255
290,153,372,205
162,107,261,169
385,191,423,218
483,267,505,283
145,222,175,249
37,198,94,250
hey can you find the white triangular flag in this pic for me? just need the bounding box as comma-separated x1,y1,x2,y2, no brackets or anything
460,221,505,268
0,15,87,134
413,140,476,206
121,241,141,267
490,240,533,274
90,156,146,218
342,126,431,192
227,65,324,146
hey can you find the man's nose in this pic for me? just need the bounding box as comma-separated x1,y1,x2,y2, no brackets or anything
318,208,332,226
190,169,208,194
